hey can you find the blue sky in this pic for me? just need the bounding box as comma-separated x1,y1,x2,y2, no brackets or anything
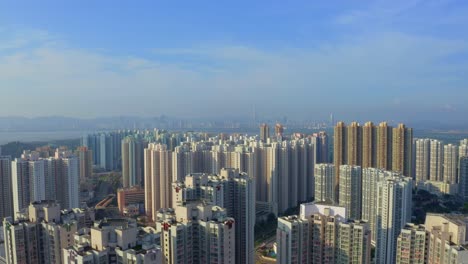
0,0,467,123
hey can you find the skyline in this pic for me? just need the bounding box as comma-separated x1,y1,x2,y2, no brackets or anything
1,1,468,122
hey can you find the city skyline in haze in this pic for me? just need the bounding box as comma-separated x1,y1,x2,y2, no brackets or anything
1,1,467,122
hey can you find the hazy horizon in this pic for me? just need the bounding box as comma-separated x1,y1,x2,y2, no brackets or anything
1,1,467,122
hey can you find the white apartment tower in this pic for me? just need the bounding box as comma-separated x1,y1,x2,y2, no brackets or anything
314,164,335,202
414,139,430,183
144,143,173,221
338,165,362,220
429,140,443,181
375,176,413,264
443,144,458,184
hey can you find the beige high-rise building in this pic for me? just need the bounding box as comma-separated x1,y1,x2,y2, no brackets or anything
260,123,270,142
425,214,468,264
0,156,13,219
392,124,413,177
339,165,362,220
459,139,468,158
76,146,93,181
156,203,236,264
144,143,173,221
443,144,458,184
336,220,372,264
377,122,393,170
334,121,412,202
429,140,443,181
414,139,431,183
395,223,427,264
362,122,376,168
276,202,371,264
347,122,362,166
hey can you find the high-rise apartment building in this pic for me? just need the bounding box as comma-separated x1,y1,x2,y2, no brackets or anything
314,164,335,202
361,168,400,243
76,146,93,181
375,176,413,264
122,136,147,187
337,220,372,264
377,122,393,171
12,150,80,213
392,124,413,178
443,144,458,184
311,131,329,163
334,121,347,201
3,201,95,264
425,214,468,264
0,156,13,219
83,131,129,171
144,143,173,221
260,123,270,142
458,157,468,201
429,139,443,181
156,204,235,264
172,168,255,264
395,224,427,264
459,139,468,158
347,122,362,166
276,202,371,264
414,138,431,183
362,122,376,168
339,165,362,220
334,121,413,202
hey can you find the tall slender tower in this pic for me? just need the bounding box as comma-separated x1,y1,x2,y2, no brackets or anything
260,123,270,143
122,137,147,188
144,143,173,221
314,164,335,202
392,124,413,177
76,146,93,181
0,156,13,219
414,139,430,183
334,122,347,202
443,144,458,184
347,122,362,166
375,176,413,264
377,122,392,170
429,140,443,181
338,165,362,220
459,157,468,201
362,122,376,168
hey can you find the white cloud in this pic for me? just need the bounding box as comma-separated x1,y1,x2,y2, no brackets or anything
0,28,467,120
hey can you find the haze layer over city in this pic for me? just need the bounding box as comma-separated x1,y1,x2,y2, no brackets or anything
1,1,468,264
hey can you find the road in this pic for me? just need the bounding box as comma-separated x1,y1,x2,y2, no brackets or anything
255,235,277,264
